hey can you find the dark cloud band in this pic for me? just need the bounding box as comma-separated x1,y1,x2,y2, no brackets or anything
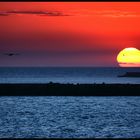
0,10,69,16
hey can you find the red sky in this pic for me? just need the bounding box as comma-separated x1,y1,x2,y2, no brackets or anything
0,2,140,67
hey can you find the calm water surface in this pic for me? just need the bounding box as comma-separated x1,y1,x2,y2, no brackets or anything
0,96,140,138
0,67,140,84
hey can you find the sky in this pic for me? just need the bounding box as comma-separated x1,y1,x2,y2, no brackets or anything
0,2,140,67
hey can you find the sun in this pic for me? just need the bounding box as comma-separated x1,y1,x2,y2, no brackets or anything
117,47,140,67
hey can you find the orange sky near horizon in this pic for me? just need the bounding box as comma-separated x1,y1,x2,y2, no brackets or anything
0,2,140,67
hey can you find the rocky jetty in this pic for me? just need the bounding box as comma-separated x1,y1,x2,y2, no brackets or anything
0,83,140,96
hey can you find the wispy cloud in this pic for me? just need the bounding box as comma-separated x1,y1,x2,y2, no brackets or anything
0,9,139,18
65,9,140,18
0,10,69,16
0,12,9,16
101,11,139,18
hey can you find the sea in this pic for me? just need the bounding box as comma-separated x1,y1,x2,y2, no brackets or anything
0,67,140,138
0,67,140,84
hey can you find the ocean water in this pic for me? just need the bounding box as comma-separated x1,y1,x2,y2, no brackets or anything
0,96,140,138
0,67,140,84
0,67,140,138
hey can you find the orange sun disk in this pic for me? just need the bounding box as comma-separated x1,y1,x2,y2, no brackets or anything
117,47,140,67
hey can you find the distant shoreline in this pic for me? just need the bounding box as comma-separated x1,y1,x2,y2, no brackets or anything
118,72,140,77
0,83,140,96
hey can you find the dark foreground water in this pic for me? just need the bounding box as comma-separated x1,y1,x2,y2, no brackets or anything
0,96,140,138
0,67,140,84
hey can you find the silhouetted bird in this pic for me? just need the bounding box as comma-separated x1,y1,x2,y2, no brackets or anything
3,53,20,56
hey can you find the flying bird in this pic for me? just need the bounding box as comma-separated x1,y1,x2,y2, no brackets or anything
3,53,20,56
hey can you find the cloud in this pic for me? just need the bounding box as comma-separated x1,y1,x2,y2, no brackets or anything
0,9,139,18
0,10,69,16
94,10,139,18
0,12,9,16
65,9,140,18
102,13,138,18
